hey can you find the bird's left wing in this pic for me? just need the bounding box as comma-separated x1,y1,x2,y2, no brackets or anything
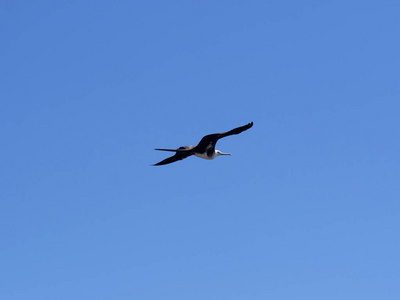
153,152,193,166
153,146,194,166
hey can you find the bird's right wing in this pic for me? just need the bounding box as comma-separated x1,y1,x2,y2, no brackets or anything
219,122,254,138
195,122,254,152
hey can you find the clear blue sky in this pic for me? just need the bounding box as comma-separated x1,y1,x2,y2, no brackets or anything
1,1,399,299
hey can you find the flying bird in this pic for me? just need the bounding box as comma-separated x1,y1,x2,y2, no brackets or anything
153,122,253,166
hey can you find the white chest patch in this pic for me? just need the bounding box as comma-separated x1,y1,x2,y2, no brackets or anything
194,152,216,160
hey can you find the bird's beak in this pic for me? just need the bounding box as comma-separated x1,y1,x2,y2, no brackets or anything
220,152,232,156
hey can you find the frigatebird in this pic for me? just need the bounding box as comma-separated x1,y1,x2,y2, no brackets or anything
153,122,253,166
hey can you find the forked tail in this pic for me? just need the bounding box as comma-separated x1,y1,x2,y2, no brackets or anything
154,148,179,152
155,147,193,152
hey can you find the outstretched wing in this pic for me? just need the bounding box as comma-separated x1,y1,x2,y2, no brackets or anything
153,152,193,166
194,122,253,153
153,146,195,166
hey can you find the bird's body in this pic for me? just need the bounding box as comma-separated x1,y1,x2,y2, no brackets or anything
153,122,253,166
194,151,222,160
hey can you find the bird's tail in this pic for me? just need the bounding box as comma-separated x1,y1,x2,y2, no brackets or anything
155,148,192,152
155,148,180,152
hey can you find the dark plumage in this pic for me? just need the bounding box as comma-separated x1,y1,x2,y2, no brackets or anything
153,122,253,166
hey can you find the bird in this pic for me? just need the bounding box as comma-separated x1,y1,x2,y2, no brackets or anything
153,122,253,166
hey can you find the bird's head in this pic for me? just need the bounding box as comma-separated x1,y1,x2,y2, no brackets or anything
216,150,232,157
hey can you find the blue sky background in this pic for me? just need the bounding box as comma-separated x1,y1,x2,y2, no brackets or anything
1,1,399,299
